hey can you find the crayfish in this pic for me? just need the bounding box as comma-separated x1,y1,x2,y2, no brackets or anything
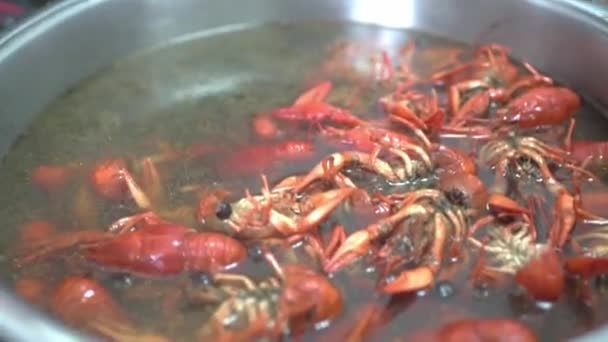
192,262,342,340
14,212,247,277
198,174,355,240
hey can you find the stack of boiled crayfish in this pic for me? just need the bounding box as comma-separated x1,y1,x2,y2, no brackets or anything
13,41,608,342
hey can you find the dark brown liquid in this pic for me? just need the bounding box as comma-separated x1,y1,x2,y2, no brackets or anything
1,21,608,342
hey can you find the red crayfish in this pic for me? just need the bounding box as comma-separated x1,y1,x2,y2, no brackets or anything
15,212,247,277
195,262,343,340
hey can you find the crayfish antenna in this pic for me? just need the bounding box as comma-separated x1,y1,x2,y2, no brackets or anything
141,157,165,206
264,251,285,281
564,117,576,151
567,163,598,182
123,169,152,210
13,230,109,267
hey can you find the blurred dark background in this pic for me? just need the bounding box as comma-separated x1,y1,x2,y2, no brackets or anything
0,0,51,30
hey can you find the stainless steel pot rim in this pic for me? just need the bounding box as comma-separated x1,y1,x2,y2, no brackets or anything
0,1,607,342
2,0,608,50
0,0,86,56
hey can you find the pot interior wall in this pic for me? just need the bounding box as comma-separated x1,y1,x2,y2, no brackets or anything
1,0,608,157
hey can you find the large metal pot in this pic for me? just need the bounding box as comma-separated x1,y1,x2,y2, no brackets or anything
1,0,608,341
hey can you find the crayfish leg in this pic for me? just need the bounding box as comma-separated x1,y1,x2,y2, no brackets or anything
324,224,347,258
108,211,165,234
213,273,257,290
565,256,608,279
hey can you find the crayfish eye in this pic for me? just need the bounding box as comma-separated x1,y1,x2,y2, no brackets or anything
445,189,466,207
215,201,232,220
190,272,214,286
516,155,532,165
247,244,264,262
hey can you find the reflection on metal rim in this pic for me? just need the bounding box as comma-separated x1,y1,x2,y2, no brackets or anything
562,0,608,19
0,0,607,341
0,284,98,341
0,0,89,46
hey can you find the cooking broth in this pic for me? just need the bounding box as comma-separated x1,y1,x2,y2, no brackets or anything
1,21,608,341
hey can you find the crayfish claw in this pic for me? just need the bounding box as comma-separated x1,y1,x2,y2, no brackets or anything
296,188,355,234
293,80,333,106
386,102,428,130
381,267,434,294
549,190,577,248
515,247,564,301
324,230,371,273
487,193,531,216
